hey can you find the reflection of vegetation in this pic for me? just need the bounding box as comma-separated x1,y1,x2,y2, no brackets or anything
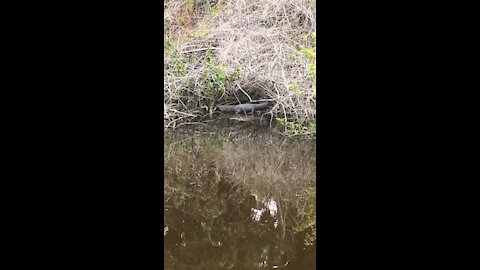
276,117,316,136
164,123,316,269
293,182,316,246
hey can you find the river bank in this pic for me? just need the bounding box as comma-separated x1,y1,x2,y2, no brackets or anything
164,0,316,133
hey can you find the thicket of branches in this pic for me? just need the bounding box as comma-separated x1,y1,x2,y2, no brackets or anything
164,0,316,130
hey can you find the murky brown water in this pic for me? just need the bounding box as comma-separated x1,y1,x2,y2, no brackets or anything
164,118,316,269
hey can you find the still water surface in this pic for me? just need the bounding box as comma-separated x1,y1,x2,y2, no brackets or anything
164,118,316,269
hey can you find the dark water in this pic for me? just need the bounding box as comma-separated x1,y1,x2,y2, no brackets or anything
164,118,316,269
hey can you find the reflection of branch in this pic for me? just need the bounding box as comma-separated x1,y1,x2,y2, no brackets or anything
164,220,179,234
277,201,286,239
272,260,289,269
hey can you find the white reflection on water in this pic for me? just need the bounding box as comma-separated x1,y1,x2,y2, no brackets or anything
252,198,278,223
266,198,278,217
251,208,265,221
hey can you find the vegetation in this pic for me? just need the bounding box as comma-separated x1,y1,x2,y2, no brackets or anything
164,0,316,135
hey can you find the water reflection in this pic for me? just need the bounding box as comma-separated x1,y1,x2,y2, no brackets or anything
164,119,316,269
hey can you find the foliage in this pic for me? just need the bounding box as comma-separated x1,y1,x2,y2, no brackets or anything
165,46,188,77
199,48,229,96
299,31,316,96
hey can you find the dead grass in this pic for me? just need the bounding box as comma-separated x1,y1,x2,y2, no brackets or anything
164,0,316,130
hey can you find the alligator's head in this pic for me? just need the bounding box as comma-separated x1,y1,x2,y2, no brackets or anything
217,105,230,111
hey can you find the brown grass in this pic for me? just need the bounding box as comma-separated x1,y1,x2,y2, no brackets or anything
164,0,316,130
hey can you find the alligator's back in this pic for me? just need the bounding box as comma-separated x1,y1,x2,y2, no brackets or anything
217,104,236,112
218,102,270,113
236,102,270,113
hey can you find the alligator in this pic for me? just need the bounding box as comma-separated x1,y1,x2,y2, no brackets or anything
217,102,271,114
